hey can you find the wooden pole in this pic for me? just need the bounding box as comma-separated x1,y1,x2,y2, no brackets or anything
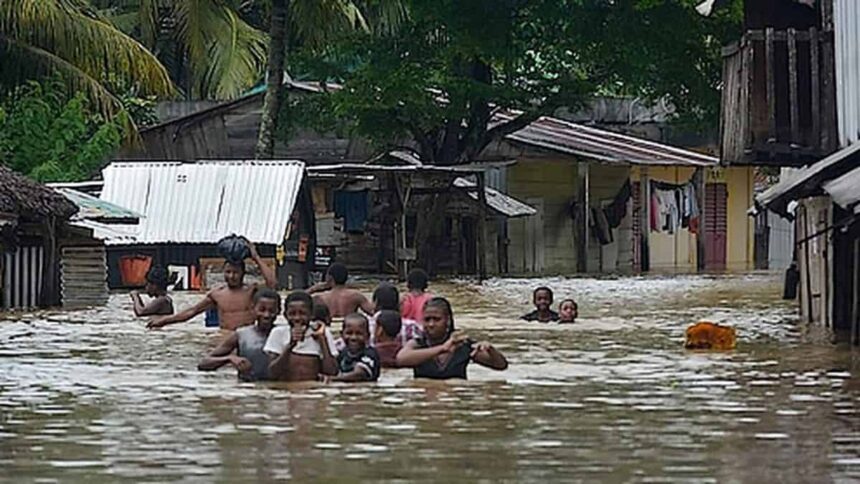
850,234,859,343
575,163,590,273
477,172,488,281
694,168,706,271
640,167,650,273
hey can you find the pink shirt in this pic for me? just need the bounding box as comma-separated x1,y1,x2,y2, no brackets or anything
401,292,432,324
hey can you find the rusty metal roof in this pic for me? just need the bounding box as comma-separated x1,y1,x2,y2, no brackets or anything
501,114,719,167
99,160,305,245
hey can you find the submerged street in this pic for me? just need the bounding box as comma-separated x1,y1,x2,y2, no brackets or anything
1,273,858,482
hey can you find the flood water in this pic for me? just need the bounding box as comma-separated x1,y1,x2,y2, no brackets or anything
2,273,860,482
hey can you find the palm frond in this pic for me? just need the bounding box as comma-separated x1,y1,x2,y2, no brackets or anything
204,7,267,99
0,0,174,97
291,0,369,49
174,0,265,99
0,35,140,140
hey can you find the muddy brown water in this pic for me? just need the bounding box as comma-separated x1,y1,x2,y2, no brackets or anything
1,273,859,482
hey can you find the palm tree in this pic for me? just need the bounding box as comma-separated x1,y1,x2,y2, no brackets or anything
0,0,174,118
93,0,268,100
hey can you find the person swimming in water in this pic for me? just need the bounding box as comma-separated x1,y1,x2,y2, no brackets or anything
196,288,280,381
374,309,403,368
308,263,374,319
558,298,578,324
130,266,174,317
265,291,338,382
396,297,508,380
521,286,559,322
147,238,277,331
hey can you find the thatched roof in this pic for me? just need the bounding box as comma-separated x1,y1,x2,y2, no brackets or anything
0,165,77,220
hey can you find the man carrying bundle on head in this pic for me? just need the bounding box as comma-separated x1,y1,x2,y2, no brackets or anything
148,237,277,331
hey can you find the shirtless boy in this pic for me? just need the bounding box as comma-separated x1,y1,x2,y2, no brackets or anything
307,263,374,318
265,291,338,382
147,239,277,330
197,288,280,381
131,266,174,317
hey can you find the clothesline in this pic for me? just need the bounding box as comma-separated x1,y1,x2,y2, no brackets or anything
649,178,700,235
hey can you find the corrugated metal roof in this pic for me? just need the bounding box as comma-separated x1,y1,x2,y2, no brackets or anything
56,188,141,222
69,219,138,242
308,162,514,175
835,0,860,148
99,160,305,245
822,165,860,212
501,114,719,167
756,142,860,216
453,178,536,218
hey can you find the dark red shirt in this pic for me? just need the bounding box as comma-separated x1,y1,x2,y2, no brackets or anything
375,340,402,368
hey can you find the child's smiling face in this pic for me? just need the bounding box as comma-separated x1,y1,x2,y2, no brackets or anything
534,289,553,311
341,317,369,353
285,301,311,328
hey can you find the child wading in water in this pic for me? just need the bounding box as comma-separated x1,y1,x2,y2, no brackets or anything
400,268,431,324
265,291,338,382
374,310,403,368
397,297,508,379
521,286,559,322
324,313,380,382
558,299,578,324
197,288,280,381
130,266,174,317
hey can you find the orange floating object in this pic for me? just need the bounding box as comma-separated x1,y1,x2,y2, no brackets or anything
685,321,737,350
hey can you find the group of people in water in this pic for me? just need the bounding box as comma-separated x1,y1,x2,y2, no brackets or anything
132,239,578,383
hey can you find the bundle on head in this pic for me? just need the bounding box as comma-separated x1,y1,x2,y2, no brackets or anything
217,235,250,264
684,321,737,350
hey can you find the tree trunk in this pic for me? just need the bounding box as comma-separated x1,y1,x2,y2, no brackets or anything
255,0,289,160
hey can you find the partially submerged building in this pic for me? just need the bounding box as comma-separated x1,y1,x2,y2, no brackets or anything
114,79,756,277
0,167,136,310
96,160,314,289
715,0,860,342
488,117,756,274
307,160,536,277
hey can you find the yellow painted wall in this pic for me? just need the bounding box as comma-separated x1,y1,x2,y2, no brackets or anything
723,166,755,271
506,161,755,275
633,166,699,272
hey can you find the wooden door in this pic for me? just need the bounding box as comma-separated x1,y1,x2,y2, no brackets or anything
705,183,728,270
524,198,544,273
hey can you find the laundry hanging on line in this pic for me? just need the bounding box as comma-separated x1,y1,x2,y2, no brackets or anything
649,180,700,235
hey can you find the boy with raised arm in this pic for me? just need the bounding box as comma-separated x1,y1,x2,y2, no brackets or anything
147,238,277,331
197,288,280,381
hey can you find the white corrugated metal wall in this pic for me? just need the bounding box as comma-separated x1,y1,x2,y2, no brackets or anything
2,246,44,310
834,0,860,148
100,161,305,245
768,211,795,270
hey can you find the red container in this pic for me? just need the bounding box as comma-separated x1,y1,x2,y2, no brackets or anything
119,255,152,287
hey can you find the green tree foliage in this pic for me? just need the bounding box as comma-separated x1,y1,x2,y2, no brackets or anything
288,0,742,163
94,0,267,100
0,0,174,119
0,81,122,182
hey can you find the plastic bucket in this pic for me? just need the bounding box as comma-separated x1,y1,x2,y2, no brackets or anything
119,255,152,287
